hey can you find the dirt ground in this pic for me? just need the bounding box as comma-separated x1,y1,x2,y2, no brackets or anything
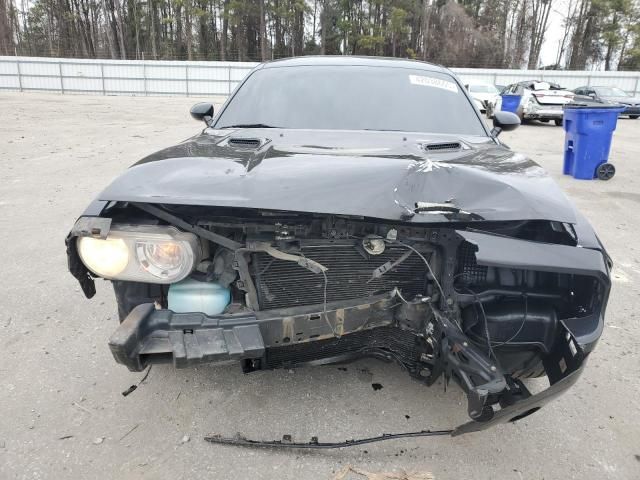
1,92,639,480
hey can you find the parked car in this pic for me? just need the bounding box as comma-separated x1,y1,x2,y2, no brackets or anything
573,86,640,119
485,85,507,118
66,57,611,435
490,80,574,125
465,82,501,113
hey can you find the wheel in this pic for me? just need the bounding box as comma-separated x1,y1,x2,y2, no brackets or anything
597,162,615,180
554,119,563,126
630,115,639,119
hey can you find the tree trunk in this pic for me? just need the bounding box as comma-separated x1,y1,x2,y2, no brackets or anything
197,0,209,58
528,0,552,69
603,12,618,71
320,0,326,54
210,1,217,58
0,0,15,55
617,30,630,70
568,0,590,69
150,0,158,59
221,0,228,60
294,5,304,56
79,0,96,57
107,0,126,59
185,0,193,60
259,0,267,60
176,2,183,58
274,0,283,57
421,0,431,60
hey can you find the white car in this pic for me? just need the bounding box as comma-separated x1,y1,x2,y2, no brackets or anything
465,83,501,113
491,81,574,125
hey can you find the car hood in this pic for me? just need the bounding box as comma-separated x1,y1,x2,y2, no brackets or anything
98,129,577,224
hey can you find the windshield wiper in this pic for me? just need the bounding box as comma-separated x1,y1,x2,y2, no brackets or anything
220,123,279,129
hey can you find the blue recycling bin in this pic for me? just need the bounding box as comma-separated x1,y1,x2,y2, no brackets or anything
562,103,625,180
501,94,521,114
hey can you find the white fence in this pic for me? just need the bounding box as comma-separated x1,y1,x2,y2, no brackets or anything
0,56,256,96
1,56,640,97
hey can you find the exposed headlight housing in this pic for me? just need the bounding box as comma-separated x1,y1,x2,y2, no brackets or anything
77,225,201,283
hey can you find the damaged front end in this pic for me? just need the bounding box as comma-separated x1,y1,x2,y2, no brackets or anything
67,201,610,433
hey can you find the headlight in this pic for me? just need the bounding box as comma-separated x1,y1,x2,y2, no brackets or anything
77,225,200,283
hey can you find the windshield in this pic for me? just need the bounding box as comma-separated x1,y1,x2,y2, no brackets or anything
469,84,499,94
214,65,486,136
596,87,628,97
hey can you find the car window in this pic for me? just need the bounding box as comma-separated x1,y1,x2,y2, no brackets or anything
595,87,628,97
469,84,499,93
214,65,487,136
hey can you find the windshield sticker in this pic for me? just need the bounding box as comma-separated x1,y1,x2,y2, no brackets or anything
409,75,458,93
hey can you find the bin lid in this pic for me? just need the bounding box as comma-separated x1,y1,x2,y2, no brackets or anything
563,101,626,110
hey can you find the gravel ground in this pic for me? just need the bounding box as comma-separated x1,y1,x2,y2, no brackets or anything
1,92,639,480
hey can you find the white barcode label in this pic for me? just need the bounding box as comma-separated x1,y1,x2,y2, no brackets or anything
409,75,458,93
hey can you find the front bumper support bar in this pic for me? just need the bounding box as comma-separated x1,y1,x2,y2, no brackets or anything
109,304,265,370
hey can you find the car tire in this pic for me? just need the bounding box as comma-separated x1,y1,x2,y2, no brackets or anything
554,119,563,126
630,115,639,119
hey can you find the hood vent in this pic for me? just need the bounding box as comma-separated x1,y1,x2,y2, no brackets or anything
227,137,263,149
424,142,462,152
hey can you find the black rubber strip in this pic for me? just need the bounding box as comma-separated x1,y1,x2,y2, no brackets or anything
204,429,454,449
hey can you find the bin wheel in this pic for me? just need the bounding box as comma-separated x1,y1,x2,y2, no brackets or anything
630,115,638,120
597,163,615,180
554,119,563,126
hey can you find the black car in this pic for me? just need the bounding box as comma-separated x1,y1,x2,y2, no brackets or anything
573,86,640,119
66,57,611,436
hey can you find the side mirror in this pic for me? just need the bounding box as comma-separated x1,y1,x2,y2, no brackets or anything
190,102,214,124
491,111,520,137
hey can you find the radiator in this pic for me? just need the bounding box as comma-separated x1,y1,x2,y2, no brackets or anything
252,243,430,310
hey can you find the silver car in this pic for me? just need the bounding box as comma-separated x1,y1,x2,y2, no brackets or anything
492,81,575,126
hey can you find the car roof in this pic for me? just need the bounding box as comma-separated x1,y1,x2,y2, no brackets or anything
260,55,448,74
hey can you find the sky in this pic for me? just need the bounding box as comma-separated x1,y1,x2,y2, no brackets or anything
539,0,571,67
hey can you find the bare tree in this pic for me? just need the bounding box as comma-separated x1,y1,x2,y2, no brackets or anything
0,0,15,55
527,0,552,68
